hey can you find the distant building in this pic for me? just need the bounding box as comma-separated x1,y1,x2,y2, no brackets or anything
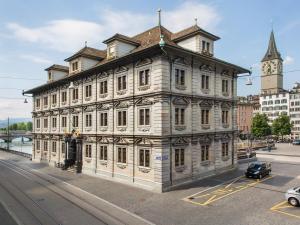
24,19,249,192
289,83,300,139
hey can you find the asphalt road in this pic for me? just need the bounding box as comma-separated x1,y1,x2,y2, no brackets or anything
0,156,153,225
0,146,300,225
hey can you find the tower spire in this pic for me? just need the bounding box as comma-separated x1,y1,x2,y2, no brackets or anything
261,30,282,62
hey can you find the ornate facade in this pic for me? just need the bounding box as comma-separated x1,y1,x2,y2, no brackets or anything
25,24,248,192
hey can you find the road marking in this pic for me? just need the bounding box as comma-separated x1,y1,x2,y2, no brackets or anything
270,201,300,219
184,175,275,206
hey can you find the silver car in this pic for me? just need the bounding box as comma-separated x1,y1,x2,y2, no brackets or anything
285,187,300,206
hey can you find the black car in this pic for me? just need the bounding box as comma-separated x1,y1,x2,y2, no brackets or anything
245,162,271,179
292,140,300,145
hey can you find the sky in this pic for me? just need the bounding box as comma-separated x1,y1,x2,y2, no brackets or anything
0,0,300,120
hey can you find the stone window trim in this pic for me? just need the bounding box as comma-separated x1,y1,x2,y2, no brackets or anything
116,146,127,168
116,73,127,94
138,148,151,170
99,145,108,164
116,110,127,128
174,148,185,172
174,67,187,90
137,66,151,90
138,107,151,127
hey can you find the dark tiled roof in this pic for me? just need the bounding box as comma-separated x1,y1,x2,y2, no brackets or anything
45,64,69,72
261,31,282,62
103,33,140,46
65,47,106,62
171,25,220,42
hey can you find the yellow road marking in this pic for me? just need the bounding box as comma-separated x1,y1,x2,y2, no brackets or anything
184,175,276,206
271,201,300,219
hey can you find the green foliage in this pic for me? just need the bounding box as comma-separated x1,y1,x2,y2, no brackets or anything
0,122,33,131
251,113,271,138
272,114,293,138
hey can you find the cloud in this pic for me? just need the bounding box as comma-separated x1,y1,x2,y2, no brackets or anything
283,55,294,65
0,99,32,120
6,1,221,53
19,54,52,64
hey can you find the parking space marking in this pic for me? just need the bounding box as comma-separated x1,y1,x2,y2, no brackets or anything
270,201,300,219
183,175,275,206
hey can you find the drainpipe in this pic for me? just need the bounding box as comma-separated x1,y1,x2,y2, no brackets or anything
112,69,115,177
132,62,135,183
95,74,98,174
231,73,235,166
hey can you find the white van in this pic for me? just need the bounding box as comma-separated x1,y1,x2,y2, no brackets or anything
285,187,300,206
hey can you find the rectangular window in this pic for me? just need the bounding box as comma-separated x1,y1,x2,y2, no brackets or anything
222,80,229,93
72,116,79,127
222,143,229,157
61,117,67,128
36,140,40,150
175,148,184,167
117,75,126,91
175,69,185,86
139,149,150,167
202,40,206,51
61,142,65,154
44,118,48,128
99,145,108,161
36,119,40,128
117,147,127,163
175,108,185,125
52,141,57,153
85,145,92,158
222,110,229,124
139,69,150,86
72,88,78,100
52,117,57,128
201,75,209,89
85,85,92,98
100,112,108,127
201,145,209,161
100,80,108,94
117,111,127,126
44,96,48,107
61,91,67,102
44,141,48,151
52,94,57,105
36,99,40,108
85,114,92,127
72,61,78,71
139,108,150,126
201,109,210,125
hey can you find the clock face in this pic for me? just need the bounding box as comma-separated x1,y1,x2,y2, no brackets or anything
263,62,271,74
262,61,282,74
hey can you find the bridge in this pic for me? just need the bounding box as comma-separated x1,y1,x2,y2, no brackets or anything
0,130,32,142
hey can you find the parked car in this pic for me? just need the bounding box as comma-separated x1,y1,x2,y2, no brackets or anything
285,187,300,206
292,140,300,145
245,161,271,179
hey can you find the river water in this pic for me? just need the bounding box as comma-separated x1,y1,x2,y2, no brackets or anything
0,137,32,155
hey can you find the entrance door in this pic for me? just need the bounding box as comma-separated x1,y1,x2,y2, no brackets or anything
68,138,77,166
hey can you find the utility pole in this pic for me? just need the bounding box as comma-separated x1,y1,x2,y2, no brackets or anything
6,117,9,150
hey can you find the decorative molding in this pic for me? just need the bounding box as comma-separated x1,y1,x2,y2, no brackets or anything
175,84,187,90
172,137,189,146
221,102,232,109
199,135,212,144
114,101,129,109
138,167,151,173
114,137,128,144
173,57,187,65
116,163,127,169
135,58,152,67
135,97,153,106
116,90,127,96
135,138,153,146
138,85,150,91
199,64,214,72
174,125,186,131
199,100,213,108
115,66,129,74
97,136,110,143
175,165,185,173
172,97,189,106
137,127,151,132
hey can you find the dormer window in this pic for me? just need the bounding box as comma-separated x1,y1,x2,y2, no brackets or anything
108,45,115,58
72,61,78,72
202,41,210,53
48,72,52,81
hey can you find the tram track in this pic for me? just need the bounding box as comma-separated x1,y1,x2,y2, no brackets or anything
0,159,152,225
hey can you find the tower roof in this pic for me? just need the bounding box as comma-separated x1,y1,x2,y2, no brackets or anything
261,30,282,62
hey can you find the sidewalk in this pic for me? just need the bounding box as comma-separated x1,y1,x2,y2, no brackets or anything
256,143,300,157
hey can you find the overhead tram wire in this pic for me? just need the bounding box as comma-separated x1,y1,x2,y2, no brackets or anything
0,75,43,81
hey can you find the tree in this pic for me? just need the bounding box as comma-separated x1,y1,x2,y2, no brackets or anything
251,113,271,138
272,114,293,139
26,122,32,131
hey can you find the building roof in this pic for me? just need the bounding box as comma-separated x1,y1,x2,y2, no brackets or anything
24,25,249,94
45,64,69,72
171,25,220,42
102,33,140,46
261,30,282,62
65,47,106,62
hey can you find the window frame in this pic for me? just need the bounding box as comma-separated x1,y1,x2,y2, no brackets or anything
175,148,185,167
117,147,127,164
85,144,92,158
139,148,150,168
175,107,185,126
117,110,127,127
138,108,151,126
99,145,108,161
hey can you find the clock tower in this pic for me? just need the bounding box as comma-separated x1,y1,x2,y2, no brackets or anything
261,30,283,95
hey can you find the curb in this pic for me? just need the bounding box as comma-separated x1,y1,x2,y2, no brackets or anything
256,152,300,158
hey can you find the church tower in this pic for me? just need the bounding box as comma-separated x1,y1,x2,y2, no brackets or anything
261,31,283,95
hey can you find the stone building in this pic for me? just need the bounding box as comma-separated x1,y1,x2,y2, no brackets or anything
289,83,300,140
24,21,248,192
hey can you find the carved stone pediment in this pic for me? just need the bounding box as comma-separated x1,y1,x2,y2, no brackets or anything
221,102,232,109
200,64,214,72
199,100,213,108
135,58,152,67
114,137,128,145
73,80,82,86
221,69,231,76
135,138,153,146
221,134,231,141
97,136,110,144
135,97,153,106
115,66,129,74
97,71,109,79
83,105,96,112
83,75,96,83
52,110,59,116
172,137,189,146
83,136,96,142
114,101,129,109
199,135,212,144
172,97,189,106
61,83,70,89
97,103,111,110
173,57,187,65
